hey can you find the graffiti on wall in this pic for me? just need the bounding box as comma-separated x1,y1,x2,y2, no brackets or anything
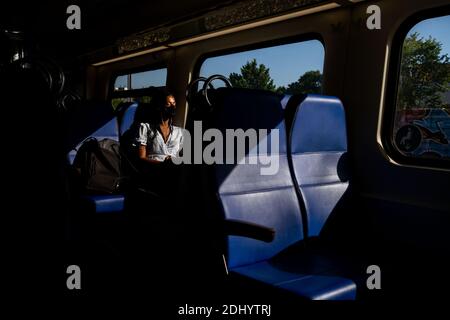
394,109,450,159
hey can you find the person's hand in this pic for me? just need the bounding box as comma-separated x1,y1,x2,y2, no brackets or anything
164,155,172,163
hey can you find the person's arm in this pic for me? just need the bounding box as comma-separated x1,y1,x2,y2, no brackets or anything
138,145,162,164
136,123,163,164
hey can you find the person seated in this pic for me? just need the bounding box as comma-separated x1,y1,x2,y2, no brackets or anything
129,90,184,197
136,90,184,164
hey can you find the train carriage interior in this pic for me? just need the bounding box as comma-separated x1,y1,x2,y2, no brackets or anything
2,0,450,312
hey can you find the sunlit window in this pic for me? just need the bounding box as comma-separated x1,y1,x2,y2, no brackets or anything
200,40,324,95
393,15,450,161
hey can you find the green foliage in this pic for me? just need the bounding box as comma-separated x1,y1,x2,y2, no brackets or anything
111,98,127,110
398,32,450,109
228,59,323,95
140,96,153,104
281,70,323,95
229,59,276,91
111,96,152,110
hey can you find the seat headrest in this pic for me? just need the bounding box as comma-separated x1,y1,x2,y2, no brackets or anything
207,88,294,194
291,95,347,154
213,88,284,128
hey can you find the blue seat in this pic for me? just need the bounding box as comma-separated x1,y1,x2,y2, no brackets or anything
119,102,138,137
70,116,125,213
68,117,120,165
289,95,349,237
210,89,356,300
233,261,356,300
80,194,125,213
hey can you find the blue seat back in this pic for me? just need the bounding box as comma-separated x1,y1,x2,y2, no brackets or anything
212,89,304,269
119,102,138,137
89,117,120,141
289,95,348,237
68,117,119,164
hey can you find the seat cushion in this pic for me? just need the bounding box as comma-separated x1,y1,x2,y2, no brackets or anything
232,260,356,300
80,195,125,213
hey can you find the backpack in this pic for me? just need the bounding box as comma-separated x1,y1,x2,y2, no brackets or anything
72,137,123,194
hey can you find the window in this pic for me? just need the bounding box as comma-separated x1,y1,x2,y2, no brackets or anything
199,40,324,95
113,68,167,91
111,96,154,110
111,67,167,109
391,14,450,164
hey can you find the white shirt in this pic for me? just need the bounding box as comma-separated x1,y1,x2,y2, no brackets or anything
136,123,184,162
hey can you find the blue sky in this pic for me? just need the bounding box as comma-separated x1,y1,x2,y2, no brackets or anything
114,68,167,89
408,15,450,55
200,40,324,88
116,14,449,90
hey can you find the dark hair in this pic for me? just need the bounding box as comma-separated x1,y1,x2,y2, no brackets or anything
133,89,175,136
151,88,174,110
134,89,174,122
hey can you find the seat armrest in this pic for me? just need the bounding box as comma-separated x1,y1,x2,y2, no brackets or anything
224,219,275,243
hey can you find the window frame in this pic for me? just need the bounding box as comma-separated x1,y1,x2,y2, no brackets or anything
193,33,326,93
382,6,450,169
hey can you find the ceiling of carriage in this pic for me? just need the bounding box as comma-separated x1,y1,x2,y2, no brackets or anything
1,0,337,62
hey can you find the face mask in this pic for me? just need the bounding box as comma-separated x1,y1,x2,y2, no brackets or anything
162,107,176,120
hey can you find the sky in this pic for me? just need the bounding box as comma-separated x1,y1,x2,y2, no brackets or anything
408,15,450,55
114,68,167,89
116,14,450,90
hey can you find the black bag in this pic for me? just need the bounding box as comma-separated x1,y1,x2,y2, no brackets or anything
72,137,123,194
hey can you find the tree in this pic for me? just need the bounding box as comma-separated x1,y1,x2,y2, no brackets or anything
281,70,323,95
229,59,276,91
398,32,450,109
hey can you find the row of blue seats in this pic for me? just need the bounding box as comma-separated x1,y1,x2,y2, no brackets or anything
69,91,358,300
209,89,357,300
